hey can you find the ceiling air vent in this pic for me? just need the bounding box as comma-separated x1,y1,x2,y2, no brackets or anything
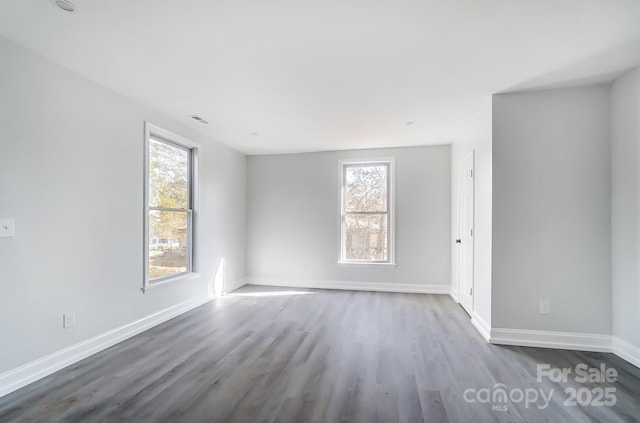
190,115,209,124
50,0,76,12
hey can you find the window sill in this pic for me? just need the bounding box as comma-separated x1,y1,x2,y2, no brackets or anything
143,272,200,293
338,261,397,268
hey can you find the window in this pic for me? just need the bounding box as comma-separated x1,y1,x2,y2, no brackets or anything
340,160,394,264
144,123,198,289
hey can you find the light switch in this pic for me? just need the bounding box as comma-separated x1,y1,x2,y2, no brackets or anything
63,312,76,329
0,219,15,238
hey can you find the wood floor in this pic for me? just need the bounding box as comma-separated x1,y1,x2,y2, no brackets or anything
1,285,639,422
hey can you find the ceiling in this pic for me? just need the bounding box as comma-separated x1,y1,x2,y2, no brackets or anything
1,0,639,154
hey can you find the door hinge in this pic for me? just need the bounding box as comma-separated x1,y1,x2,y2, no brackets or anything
469,288,473,296
470,169,473,178
470,228,473,237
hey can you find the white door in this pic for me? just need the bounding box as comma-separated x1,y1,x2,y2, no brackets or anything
457,152,474,314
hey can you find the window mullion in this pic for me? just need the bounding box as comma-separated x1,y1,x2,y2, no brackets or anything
150,206,190,212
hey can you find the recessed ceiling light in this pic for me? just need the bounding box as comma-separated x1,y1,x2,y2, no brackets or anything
190,115,209,124
50,0,76,12
250,132,258,136
406,121,415,126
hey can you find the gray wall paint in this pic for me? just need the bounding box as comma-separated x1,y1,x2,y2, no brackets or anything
611,67,640,348
247,146,451,286
492,85,612,334
0,38,246,373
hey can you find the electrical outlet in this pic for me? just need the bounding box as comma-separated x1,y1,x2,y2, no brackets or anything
63,312,76,329
539,300,551,315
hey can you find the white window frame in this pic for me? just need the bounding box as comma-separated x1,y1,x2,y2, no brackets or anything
338,158,396,266
143,122,199,291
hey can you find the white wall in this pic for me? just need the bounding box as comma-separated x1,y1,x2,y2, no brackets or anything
0,37,246,374
450,96,493,331
246,146,451,289
492,85,612,334
611,67,640,349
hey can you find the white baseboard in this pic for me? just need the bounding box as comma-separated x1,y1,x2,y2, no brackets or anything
471,312,491,341
0,296,211,399
245,277,450,295
490,328,612,352
223,277,248,294
487,329,640,369
612,336,640,368
449,286,459,303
